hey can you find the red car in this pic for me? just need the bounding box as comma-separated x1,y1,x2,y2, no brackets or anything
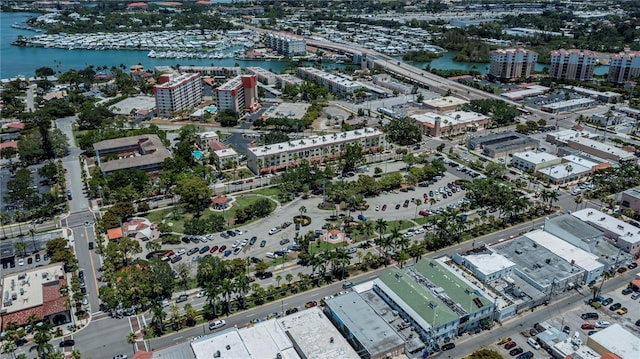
163,250,175,258
305,301,318,308
381,204,387,211
504,341,517,350
218,245,227,253
210,245,219,253
581,323,595,330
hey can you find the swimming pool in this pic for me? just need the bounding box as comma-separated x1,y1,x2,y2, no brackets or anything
193,151,204,160
205,106,218,114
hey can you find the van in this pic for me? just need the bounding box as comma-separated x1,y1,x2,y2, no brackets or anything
266,252,278,259
342,282,354,289
527,337,540,350
170,255,182,263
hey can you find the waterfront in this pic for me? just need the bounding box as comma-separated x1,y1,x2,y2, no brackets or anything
1,12,609,79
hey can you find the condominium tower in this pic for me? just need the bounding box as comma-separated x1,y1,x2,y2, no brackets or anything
154,73,203,117
215,75,258,113
608,52,640,83
265,33,306,56
489,48,538,80
549,49,599,81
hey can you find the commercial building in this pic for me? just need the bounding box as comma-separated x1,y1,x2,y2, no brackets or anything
275,73,304,89
549,49,599,81
265,33,306,56
500,84,550,101
540,98,596,113
523,230,604,285
572,209,640,259
537,161,591,185
510,151,561,173
564,85,623,103
324,292,405,359
154,72,203,117
93,134,172,176
608,52,640,84
468,131,539,158
296,67,362,97
565,136,637,162
246,128,385,174
215,75,259,113
212,148,239,169
1,263,70,329
588,324,640,358
544,214,626,271
411,111,489,137
491,236,585,294
372,74,413,95
489,48,538,80
421,96,468,113
621,187,640,211
373,259,495,346
452,251,516,283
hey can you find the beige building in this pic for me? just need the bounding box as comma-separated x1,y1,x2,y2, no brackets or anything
549,49,599,81
411,111,489,137
608,52,640,84
422,96,468,113
489,48,538,80
246,128,385,174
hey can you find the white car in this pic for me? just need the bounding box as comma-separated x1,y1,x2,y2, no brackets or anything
403,232,413,238
241,239,248,247
268,227,281,235
209,320,226,330
232,240,240,248
113,355,128,359
234,229,243,235
196,291,206,298
414,228,425,235
18,258,24,266
375,205,380,211
176,249,186,256
595,321,610,328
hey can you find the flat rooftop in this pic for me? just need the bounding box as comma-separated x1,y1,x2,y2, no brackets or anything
542,97,595,110
1,263,65,314
562,154,601,168
277,306,359,359
568,137,635,160
262,102,310,120
513,150,560,164
462,252,516,276
543,162,591,179
523,230,603,272
572,209,640,244
414,259,494,315
248,128,383,157
491,236,580,288
411,111,488,127
325,292,404,357
545,214,603,243
375,267,457,329
588,324,640,359
422,95,468,108
623,187,640,200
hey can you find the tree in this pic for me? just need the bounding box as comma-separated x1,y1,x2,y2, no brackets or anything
146,241,161,253
174,176,212,214
338,143,366,174
184,303,197,326
485,162,507,179
29,322,53,357
126,332,137,353
298,205,307,220
384,118,422,145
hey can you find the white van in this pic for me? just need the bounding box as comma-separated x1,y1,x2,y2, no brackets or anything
265,252,279,259
527,337,541,350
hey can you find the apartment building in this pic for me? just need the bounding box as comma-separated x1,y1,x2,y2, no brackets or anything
297,67,362,96
246,128,385,174
245,66,277,85
154,73,203,117
215,75,258,113
265,33,306,56
93,134,172,176
489,48,538,80
549,49,599,81
177,66,241,79
608,52,640,84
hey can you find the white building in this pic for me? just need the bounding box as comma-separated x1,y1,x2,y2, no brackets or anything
511,151,561,173
587,324,640,358
246,128,385,174
265,33,306,56
489,48,538,80
154,73,203,117
245,66,277,85
608,52,640,84
538,161,591,184
565,136,637,162
523,230,604,285
213,148,239,169
572,209,640,259
540,98,596,113
296,67,361,96
411,111,490,137
549,49,599,81
452,251,516,283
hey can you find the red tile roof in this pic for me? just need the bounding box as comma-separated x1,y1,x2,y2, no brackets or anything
0,141,18,150
208,140,227,151
1,278,68,329
107,227,123,240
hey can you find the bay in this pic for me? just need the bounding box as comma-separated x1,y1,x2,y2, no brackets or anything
2,12,609,79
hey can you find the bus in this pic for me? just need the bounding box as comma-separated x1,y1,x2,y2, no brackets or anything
518,108,531,115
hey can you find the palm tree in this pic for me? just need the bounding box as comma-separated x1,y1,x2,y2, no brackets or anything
597,271,612,297
275,274,282,288
28,227,37,253
375,218,387,247
150,299,167,330
285,273,293,287
574,195,584,211
126,332,137,354
414,198,422,218
2,330,18,359
298,205,307,220
71,349,82,359
360,220,374,241
220,278,235,313
429,197,436,208
29,322,53,357
0,212,9,238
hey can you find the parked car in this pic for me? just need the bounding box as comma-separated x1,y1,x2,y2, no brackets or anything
609,303,622,311
209,320,226,330
595,321,610,328
581,312,599,320
581,323,595,330
218,245,227,253
617,307,628,315
601,297,613,306
249,236,257,245
504,341,517,349
622,288,633,295
257,271,273,280
279,238,290,245
199,246,210,254
628,262,638,269
509,348,523,356
441,343,455,351
176,294,188,303
210,245,219,253
260,240,266,247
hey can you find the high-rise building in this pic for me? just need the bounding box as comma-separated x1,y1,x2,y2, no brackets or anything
608,52,640,83
549,49,599,81
154,73,203,117
489,48,538,80
265,33,306,56
215,75,258,113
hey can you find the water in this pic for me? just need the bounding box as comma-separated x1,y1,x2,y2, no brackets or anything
1,12,609,79
193,151,204,160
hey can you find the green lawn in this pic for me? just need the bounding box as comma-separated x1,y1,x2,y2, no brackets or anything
309,240,347,255
145,207,188,233
226,195,277,227
252,187,281,197
385,219,415,230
